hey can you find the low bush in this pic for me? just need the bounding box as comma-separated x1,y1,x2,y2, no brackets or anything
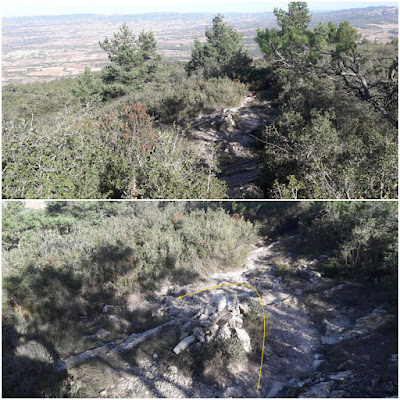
261,66,397,200
2,78,76,121
2,60,250,200
102,63,248,123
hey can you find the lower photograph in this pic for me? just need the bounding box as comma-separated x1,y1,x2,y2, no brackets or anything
2,200,398,398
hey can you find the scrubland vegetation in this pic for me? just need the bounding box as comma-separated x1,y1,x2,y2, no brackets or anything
2,67,242,199
2,2,398,199
3,201,257,396
296,201,398,294
2,200,397,396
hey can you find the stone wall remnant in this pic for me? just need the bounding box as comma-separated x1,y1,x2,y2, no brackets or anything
173,294,252,354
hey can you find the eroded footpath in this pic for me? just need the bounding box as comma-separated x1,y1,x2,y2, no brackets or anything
189,92,278,199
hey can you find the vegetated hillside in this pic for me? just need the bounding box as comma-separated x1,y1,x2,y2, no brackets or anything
2,6,397,84
2,3,398,199
2,201,397,397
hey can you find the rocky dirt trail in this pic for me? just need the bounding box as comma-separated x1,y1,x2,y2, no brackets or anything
189,92,278,198
64,237,397,398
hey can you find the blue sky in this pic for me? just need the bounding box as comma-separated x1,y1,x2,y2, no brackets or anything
2,0,398,17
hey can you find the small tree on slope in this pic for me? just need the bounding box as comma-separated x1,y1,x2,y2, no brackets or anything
186,14,252,79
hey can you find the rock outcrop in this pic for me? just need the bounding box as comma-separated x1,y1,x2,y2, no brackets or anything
173,293,251,354
321,309,396,345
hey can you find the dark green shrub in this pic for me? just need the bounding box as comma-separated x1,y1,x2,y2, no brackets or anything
296,202,398,292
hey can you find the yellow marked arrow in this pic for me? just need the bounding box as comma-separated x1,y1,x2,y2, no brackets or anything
178,282,265,392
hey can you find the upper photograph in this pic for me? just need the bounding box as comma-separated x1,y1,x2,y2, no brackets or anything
2,0,398,199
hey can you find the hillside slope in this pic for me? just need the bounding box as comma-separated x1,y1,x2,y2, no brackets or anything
55,237,397,398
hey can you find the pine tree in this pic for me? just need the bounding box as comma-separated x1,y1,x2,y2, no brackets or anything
99,23,141,70
186,14,252,78
256,1,398,127
98,23,163,98
73,66,102,106
274,2,311,35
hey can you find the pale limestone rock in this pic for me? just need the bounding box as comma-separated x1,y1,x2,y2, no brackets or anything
231,307,241,316
168,365,178,373
173,335,196,354
223,386,242,397
197,318,214,328
239,303,250,315
203,304,217,315
215,311,229,326
210,294,227,312
193,327,205,343
235,327,251,352
172,299,253,355
218,324,232,340
227,296,241,315
209,324,219,333
205,335,213,343
208,313,217,322
329,370,353,380
227,295,238,311
321,311,395,345
205,324,220,342
228,313,243,329
103,305,113,313
209,309,228,324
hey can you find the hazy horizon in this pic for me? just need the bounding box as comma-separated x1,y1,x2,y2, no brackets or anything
3,0,398,18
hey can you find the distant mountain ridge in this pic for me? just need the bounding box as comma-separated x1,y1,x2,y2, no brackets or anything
3,6,397,33
4,5,397,23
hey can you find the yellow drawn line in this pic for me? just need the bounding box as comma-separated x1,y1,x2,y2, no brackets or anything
178,283,265,392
